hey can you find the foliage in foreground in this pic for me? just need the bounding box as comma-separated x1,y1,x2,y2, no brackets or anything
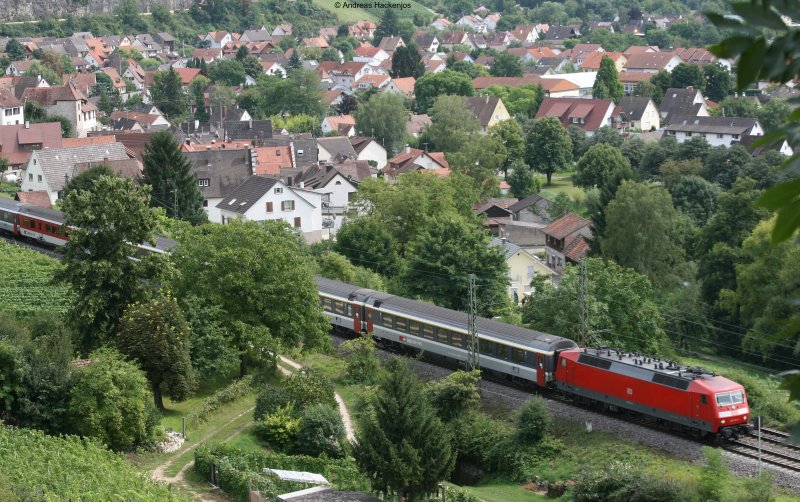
194,443,367,502
0,425,179,500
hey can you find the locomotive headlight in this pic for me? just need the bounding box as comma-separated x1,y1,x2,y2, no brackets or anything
720,420,726,424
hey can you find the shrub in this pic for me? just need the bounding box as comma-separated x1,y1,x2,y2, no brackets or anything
254,403,301,448
573,461,642,501
742,473,776,502
286,370,337,409
294,403,347,458
452,410,515,472
67,348,157,451
253,384,293,421
698,446,727,502
427,370,481,421
338,333,381,384
516,396,551,444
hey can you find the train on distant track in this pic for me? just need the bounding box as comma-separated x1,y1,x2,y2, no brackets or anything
0,198,175,255
316,276,753,439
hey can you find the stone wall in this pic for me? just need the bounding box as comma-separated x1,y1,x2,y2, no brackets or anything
0,0,190,23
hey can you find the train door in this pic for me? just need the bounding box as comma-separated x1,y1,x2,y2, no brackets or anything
366,308,374,333
353,303,361,333
536,354,545,386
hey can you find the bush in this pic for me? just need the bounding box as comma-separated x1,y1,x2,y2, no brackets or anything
286,370,337,409
742,473,776,502
338,334,381,384
516,396,551,444
294,403,346,458
67,348,157,451
253,384,293,421
427,370,481,421
254,403,301,448
452,411,515,472
573,462,693,502
698,446,727,502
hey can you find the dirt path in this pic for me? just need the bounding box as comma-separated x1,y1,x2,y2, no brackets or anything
151,355,357,499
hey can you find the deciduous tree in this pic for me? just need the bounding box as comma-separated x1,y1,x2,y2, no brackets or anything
354,359,455,501
413,70,474,112
426,95,480,153
703,62,731,102
172,221,330,375
117,293,197,410
574,143,631,189
525,116,573,184
601,180,684,283
141,131,207,224
490,52,523,77
151,68,188,119
400,215,509,317
62,165,114,198
670,63,705,90
447,134,505,197
354,92,408,155
522,258,667,353
489,119,525,176
669,175,720,226
507,160,540,199
58,176,167,352
335,216,400,275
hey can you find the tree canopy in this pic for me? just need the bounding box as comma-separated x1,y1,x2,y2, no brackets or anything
414,70,474,112
426,95,480,153
575,143,631,189
490,53,524,77
390,43,425,79
151,68,188,119
525,116,573,184
592,55,623,103
354,92,408,156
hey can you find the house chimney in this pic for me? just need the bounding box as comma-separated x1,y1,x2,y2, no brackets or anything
404,144,410,154
501,237,507,244
248,119,253,130
299,181,305,189
288,176,293,186
24,121,29,129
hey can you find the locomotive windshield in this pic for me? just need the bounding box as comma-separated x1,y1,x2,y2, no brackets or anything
715,390,745,406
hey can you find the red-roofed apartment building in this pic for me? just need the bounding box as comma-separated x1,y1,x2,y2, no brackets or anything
543,213,592,271
534,97,619,135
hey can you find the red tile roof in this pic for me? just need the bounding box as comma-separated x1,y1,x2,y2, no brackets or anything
15,190,52,208
0,122,63,166
535,97,616,132
543,213,591,240
472,76,579,93
564,234,590,262
254,145,293,175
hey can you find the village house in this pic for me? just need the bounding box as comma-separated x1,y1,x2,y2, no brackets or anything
466,95,511,132
22,82,97,137
384,145,450,181
321,115,356,137
216,175,323,243
659,87,709,124
350,136,387,170
188,148,253,223
491,237,556,303
664,116,764,147
618,96,660,131
0,89,24,126
543,213,592,272
623,51,682,73
0,122,62,167
535,97,619,135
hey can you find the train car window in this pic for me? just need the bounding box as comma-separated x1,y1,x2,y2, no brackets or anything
512,348,525,363
495,343,508,360
409,321,420,336
479,339,493,355
322,298,333,312
436,328,448,343
0,210,11,222
366,310,373,322
395,317,407,332
560,357,566,367
382,314,393,328
422,324,434,339
345,303,352,316
451,331,463,347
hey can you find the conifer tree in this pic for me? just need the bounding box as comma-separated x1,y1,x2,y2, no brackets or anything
354,359,455,501
593,55,623,103
141,131,207,224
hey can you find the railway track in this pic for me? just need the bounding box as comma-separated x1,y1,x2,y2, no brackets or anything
333,332,800,475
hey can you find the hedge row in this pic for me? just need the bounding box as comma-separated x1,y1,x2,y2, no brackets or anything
185,376,254,429
194,444,368,501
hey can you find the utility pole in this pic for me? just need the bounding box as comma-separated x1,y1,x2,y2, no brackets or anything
578,257,588,347
467,273,479,371
173,187,179,219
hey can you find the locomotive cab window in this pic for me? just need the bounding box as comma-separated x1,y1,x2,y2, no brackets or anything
716,390,744,406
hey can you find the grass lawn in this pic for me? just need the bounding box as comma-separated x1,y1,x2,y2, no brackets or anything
538,171,585,201
458,480,549,502
159,370,239,433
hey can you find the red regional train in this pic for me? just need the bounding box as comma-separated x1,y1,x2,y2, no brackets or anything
317,276,752,439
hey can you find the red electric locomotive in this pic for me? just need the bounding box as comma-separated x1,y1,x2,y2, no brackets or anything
556,348,751,438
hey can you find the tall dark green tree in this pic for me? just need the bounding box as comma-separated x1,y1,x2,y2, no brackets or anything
390,43,424,79
151,68,188,119
670,63,705,90
287,49,302,72
5,38,25,61
525,116,573,184
592,55,623,103
373,9,402,43
587,162,633,255
57,176,168,352
117,292,197,410
141,131,206,225
354,92,408,155
354,359,455,501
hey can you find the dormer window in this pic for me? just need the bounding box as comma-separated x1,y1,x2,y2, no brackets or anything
275,187,283,194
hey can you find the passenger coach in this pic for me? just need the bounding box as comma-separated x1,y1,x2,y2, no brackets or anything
316,276,578,386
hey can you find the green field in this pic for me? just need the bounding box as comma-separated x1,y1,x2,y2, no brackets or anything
538,171,586,201
0,241,72,316
311,0,437,23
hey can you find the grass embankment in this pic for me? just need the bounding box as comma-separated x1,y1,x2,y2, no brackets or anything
538,171,585,201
